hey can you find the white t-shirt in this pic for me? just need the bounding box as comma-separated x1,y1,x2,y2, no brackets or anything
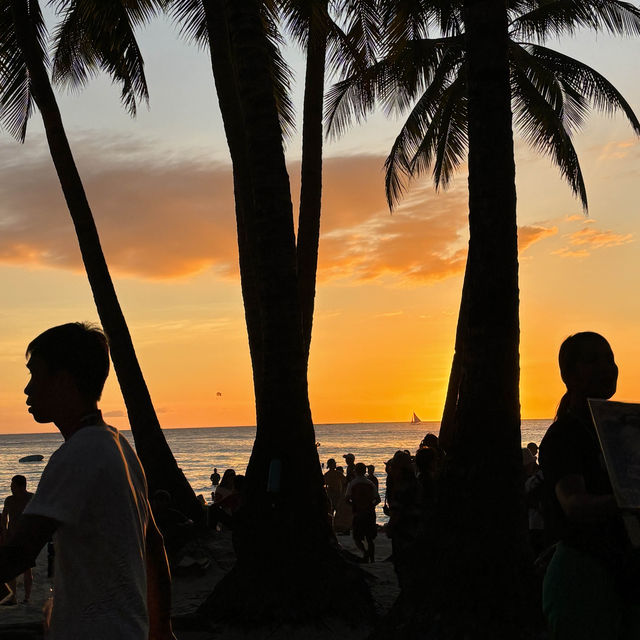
25,420,149,639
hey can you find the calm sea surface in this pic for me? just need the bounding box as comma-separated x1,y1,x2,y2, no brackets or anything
0,420,551,521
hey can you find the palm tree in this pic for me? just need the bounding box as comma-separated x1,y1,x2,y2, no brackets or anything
168,0,373,624
279,0,330,364
0,0,201,519
329,0,640,636
328,0,640,448
277,0,380,363
328,1,640,213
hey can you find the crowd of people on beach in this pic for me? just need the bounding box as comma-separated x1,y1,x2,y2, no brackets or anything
0,325,637,640
320,436,444,576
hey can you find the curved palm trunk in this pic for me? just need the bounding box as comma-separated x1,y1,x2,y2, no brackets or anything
11,0,200,520
438,256,469,451
434,0,529,634
375,2,532,637
459,0,520,456
296,1,328,363
201,0,264,381
198,0,372,624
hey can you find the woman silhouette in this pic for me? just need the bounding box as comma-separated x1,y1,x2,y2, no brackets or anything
540,332,640,638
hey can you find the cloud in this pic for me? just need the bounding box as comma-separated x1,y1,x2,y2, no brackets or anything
552,248,590,258
317,179,471,285
0,136,239,280
553,225,634,258
0,136,557,288
317,173,557,285
597,138,639,161
519,225,558,251
102,410,126,418
103,407,168,418
567,228,633,249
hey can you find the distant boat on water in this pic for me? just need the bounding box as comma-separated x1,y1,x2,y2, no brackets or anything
410,412,422,425
19,454,44,463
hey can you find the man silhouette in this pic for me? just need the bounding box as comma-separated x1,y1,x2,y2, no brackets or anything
0,323,175,639
346,463,380,562
1,475,33,604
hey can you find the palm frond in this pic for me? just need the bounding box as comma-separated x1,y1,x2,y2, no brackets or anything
511,51,588,209
379,36,462,117
333,0,380,68
326,35,461,139
411,70,467,189
261,3,296,140
507,0,536,17
326,15,368,82
383,49,463,207
429,2,463,37
510,41,588,135
0,0,49,141
167,0,209,46
511,0,640,40
379,0,432,46
50,0,162,117
278,0,331,50
324,63,376,138
326,0,380,90
379,0,462,44
526,43,640,134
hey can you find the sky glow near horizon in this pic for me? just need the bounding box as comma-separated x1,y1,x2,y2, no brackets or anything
0,12,639,433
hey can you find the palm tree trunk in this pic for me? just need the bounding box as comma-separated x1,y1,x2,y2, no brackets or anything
432,0,529,634
438,256,469,451
202,0,264,381
374,2,533,637
458,0,521,457
297,1,328,364
10,0,200,521
198,0,372,624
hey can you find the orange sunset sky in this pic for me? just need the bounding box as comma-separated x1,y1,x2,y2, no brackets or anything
0,14,639,433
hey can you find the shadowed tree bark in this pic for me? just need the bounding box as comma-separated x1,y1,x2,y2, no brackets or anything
296,0,328,363
5,0,201,520
321,0,640,635
438,257,469,452
371,1,533,636
189,0,372,625
284,0,379,364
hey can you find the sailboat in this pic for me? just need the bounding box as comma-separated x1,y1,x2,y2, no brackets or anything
411,412,422,425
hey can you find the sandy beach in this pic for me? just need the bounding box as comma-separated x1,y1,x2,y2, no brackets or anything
0,529,398,639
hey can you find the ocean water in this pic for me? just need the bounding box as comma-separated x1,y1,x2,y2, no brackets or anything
0,420,551,521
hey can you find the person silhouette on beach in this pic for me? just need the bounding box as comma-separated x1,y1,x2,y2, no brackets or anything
324,458,344,517
213,469,236,507
385,450,420,587
522,448,545,557
346,463,380,562
210,468,221,487
1,475,33,605
539,332,640,639
343,453,356,483
366,465,379,491
0,322,176,639
332,466,352,534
